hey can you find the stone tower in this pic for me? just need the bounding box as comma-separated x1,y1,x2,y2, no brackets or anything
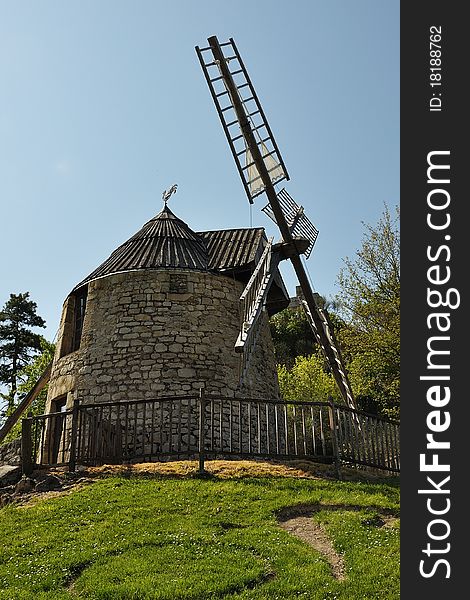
45,205,289,415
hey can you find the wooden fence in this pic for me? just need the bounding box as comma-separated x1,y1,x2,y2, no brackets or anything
22,394,400,475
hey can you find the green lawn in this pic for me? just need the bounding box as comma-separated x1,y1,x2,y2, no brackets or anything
0,468,400,599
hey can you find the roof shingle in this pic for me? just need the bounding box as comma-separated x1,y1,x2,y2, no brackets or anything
73,207,289,314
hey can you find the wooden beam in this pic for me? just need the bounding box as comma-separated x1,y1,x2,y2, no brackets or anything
0,361,52,443
21,417,33,476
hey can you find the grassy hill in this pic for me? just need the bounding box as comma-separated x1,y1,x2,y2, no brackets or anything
0,461,400,599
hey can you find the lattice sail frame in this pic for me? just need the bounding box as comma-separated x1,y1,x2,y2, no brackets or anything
235,239,277,386
301,299,356,412
262,188,319,259
196,37,289,203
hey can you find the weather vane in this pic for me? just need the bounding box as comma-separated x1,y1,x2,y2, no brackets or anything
162,184,178,205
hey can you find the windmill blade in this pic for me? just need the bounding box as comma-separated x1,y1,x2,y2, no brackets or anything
196,36,357,410
293,257,358,411
301,299,357,411
236,238,276,352
245,141,286,198
262,188,319,259
196,36,289,203
235,239,279,387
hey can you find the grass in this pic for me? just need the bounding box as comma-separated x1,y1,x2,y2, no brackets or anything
0,461,400,599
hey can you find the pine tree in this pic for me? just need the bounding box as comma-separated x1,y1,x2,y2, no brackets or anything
0,292,46,410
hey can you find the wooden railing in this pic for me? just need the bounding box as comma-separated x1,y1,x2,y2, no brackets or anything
333,404,400,472
21,394,400,475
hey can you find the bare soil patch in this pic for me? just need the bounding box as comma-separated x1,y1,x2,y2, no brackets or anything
276,503,399,581
2,460,398,510
281,514,346,580
83,458,391,481
277,504,346,580
85,459,331,480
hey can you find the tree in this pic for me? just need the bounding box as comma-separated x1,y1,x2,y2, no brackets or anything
270,293,343,369
270,305,316,367
1,337,55,441
335,204,400,418
0,292,46,410
277,352,340,403
271,296,351,403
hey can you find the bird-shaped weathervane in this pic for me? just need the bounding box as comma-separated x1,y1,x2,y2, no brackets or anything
162,184,178,205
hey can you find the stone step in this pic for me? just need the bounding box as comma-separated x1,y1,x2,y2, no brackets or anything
0,465,22,487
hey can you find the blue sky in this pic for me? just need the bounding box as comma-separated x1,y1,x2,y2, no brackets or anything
0,0,399,342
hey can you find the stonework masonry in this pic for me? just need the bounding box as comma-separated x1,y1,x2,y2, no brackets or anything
46,269,280,413
0,438,21,466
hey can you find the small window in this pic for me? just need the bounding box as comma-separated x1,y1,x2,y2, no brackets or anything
51,396,67,413
59,285,88,357
72,288,88,351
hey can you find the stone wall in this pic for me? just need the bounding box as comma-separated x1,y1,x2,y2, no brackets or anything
46,269,280,413
238,309,280,399
0,438,21,466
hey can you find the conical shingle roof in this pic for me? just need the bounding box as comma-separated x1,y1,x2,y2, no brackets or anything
71,207,290,315
74,206,208,289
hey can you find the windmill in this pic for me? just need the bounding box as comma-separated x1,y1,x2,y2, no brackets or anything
196,36,357,410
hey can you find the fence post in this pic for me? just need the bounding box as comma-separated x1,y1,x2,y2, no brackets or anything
327,399,342,480
68,399,80,472
198,388,207,474
21,417,34,476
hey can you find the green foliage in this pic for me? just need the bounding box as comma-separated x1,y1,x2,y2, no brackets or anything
271,206,399,419
1,338,55,443
270,306,316,368
16,337,55,410
344,328,400,419
335,205,400,419
0,473,400,599
0,292,46,410
278,353,340,403
271,299,352,405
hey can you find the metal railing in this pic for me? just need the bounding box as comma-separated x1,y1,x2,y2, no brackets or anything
21,394,400,475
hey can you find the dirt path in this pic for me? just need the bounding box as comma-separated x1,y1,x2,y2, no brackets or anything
277,504,399,581
279,513,346,580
